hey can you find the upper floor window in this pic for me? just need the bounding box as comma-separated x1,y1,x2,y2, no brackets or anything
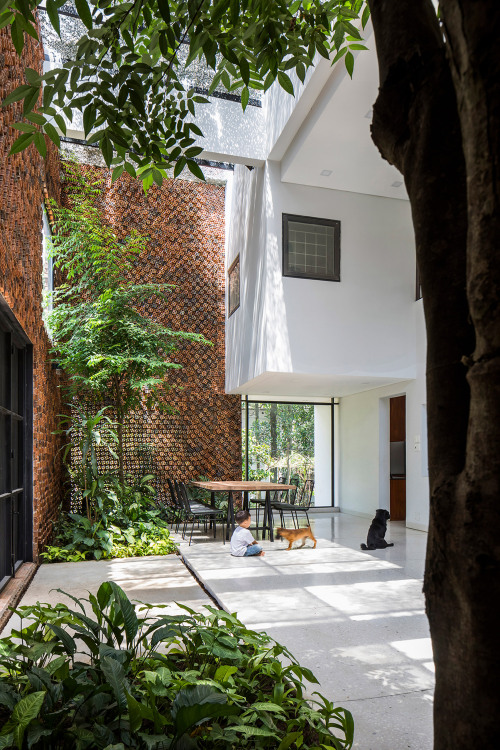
228,255,240,316
282,213,340,282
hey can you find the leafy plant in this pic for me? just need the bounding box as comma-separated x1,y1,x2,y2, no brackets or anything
41,474,177,563
0,583,354,748
244,403,315,483
244,432,273,481
271,452,315,487
48,166,210,482
111,531,177,559
56,404,119,522
38,547,88,563
1,1,369,189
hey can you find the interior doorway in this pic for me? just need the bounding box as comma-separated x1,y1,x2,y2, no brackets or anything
389,395,406,520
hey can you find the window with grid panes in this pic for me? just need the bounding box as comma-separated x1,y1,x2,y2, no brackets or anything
282,214,340,282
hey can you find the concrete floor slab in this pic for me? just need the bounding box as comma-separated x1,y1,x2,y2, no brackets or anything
180,512,434,749
1,513,434,749
1,554,213,638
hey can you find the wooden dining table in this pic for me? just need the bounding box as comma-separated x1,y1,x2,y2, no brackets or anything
189,481,296,542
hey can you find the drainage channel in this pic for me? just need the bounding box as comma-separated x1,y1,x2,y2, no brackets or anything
178,551,229,613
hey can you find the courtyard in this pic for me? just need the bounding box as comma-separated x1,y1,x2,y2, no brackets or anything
1,1,499,747
2,513,433,749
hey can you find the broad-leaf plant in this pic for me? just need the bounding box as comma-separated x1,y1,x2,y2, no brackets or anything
0,583,355,748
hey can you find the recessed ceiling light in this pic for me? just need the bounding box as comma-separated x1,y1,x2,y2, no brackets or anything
364,109,373,119
320,169,332,177
391,180,403,187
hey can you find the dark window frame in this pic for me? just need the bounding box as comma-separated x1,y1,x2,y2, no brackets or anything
0,296,33,594
228,255,240,317
282,213,341,282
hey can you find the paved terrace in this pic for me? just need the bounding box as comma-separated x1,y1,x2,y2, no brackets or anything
1,513,433,749
181,513,433,750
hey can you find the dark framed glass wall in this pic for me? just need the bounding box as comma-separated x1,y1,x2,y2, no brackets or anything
241,398,334,507
0,301,33,593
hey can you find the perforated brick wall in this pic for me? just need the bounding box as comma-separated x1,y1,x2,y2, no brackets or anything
61,165,242,498
0,25,64,559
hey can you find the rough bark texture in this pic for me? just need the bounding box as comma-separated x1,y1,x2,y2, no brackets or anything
368,0,500,746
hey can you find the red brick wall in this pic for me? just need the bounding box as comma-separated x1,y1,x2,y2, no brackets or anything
61,165,241,492
0,26,64,558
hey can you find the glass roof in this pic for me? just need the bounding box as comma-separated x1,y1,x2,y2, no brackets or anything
39,5,262,105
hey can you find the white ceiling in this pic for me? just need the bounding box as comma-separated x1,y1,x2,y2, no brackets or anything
228,371,412,400
280,30,408,201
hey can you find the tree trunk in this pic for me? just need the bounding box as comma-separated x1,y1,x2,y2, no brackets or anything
270,402,278,481
368,0,500,745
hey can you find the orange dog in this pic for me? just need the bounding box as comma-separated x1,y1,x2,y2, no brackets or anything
276,525,317,550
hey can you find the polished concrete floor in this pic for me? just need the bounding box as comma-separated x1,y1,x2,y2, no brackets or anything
0,554,213,637
2,512,433,749
180,512,433,750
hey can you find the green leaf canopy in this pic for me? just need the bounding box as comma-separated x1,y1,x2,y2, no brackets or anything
1,0,369,189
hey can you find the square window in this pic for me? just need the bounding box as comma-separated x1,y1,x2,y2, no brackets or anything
228,255,240,316
282,214,340,282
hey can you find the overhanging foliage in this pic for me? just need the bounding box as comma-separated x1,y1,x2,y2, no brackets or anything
0,0,369,189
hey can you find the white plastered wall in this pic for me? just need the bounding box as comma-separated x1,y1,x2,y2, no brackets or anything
225,161,430,529
226,161,417,390
314,405,332,507
338,302,429,529
225,166,270,387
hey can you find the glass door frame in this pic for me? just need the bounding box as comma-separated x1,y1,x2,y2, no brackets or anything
241,396,335,506
0,296,33,593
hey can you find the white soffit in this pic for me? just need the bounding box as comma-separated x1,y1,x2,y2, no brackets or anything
280,30,409,201
227,371,413,399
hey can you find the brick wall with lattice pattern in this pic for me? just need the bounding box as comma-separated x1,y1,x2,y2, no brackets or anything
0,25,64,558
61,165,241,500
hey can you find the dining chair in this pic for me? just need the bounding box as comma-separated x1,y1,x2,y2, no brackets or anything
292,479,315,526
177,481,226,546
270,484,301,528
167,478,186,532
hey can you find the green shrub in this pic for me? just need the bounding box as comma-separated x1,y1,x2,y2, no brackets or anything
41,475,178,563
0,583,354,749
38,547,88,563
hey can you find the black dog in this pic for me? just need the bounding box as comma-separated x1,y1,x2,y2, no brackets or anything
360,509,394,550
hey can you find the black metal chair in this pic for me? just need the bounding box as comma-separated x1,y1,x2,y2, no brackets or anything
177,481,226,545
167,478,185,532
292,479,315,526
270,480,315,527
270,484,300,528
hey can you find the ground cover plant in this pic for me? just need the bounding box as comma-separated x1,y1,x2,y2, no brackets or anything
43,404,177,563
41,473,177,563
0,583,354,749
